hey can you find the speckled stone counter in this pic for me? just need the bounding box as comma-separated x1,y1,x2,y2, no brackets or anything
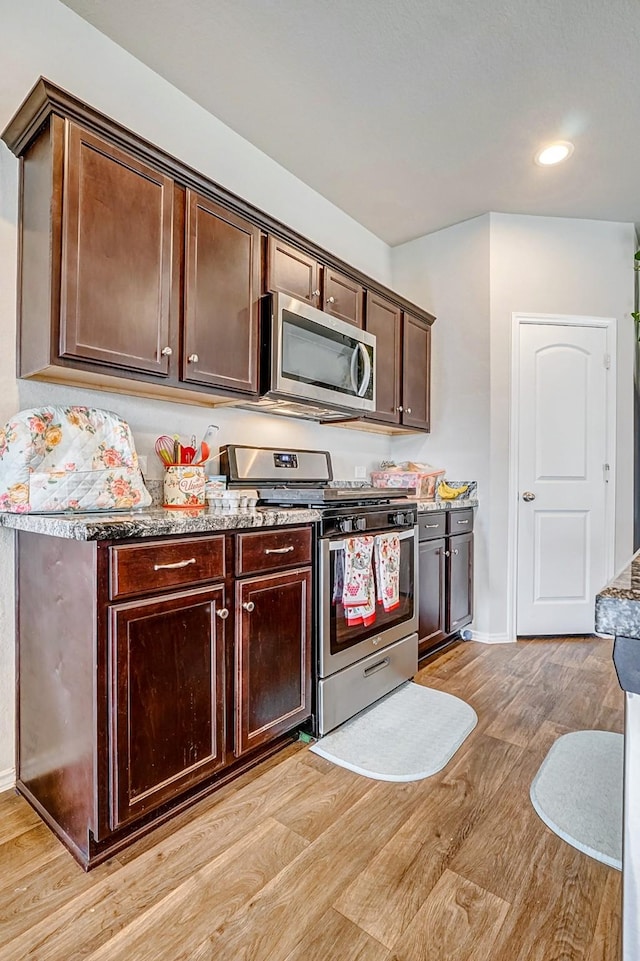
595,553,640,960
0,506,321,541
416,495,478,513
595,550,640,637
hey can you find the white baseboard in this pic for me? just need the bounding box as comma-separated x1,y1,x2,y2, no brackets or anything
469,631,516,645
0,767,15,794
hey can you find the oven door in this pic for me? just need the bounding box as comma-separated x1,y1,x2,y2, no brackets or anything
318,526,418,678
270,293,376,412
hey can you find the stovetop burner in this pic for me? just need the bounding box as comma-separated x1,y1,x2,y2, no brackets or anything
256,485,415,507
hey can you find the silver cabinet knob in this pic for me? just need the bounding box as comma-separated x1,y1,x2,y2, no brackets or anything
188,353,199,363
406,407,412,414
453,548,459,555
242,601,255,612
161,346,172,356
216,608,229,620
396,405,404,412
313,289,320,297
444,550,451,557
327,296,336,304
522,491,536,502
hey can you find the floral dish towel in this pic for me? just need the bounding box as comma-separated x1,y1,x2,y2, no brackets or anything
0,405,151,513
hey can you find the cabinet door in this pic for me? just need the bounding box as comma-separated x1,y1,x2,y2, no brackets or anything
418,537,447,656
266,236,319,306
446,532,474,634
183,191,260,395
235,568,312,757
364,292,402,424
60,123,177,376
109,586,227,829
402,312,431,431
323,268,363,327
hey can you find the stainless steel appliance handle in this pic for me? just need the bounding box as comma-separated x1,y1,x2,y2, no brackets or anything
363,656,391,677
357,342,371,397
328,526,416,552
349,343,372,398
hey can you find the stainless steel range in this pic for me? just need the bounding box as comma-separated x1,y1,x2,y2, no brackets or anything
221,445,419,735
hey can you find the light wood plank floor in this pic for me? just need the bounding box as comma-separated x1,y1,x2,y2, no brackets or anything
0,636,623,961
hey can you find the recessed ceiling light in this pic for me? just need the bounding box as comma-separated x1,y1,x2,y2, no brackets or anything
535,141,574,166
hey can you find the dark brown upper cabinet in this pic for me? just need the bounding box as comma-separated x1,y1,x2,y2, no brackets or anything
361,296,431,433
364,292,402,425
59,123,178,377
5,78,435,423
323,267,364,327
183,191,260,395
266,236,320,306
401,312,431,431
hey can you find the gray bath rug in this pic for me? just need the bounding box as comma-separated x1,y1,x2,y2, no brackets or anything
310,681,477,781
530,730,623,870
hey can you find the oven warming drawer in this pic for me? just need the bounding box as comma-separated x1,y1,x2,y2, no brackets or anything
316,633,418,736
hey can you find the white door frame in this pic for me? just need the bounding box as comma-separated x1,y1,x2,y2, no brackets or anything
508,312,617,639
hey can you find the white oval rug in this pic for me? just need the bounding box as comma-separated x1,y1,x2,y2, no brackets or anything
530,730,623,870
310,681,477,782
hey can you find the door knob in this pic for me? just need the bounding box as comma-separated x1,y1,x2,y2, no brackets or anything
188,353,199,363
522,491,536,502
327,296,336,304
216,608,229,619
160,346,172,356
242,601,255,612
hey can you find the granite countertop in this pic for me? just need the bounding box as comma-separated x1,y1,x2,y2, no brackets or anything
595,550,640,638
0,506,321,542
417,495,478,513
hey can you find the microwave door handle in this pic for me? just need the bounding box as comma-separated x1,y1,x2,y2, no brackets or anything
357,342,371,397
349,344,360,394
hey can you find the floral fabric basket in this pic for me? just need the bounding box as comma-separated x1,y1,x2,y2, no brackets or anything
0,405,151,513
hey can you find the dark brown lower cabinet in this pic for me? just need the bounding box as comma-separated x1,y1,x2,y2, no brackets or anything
109,586,227,830
418,510,474,658
235,569,312,756
15,525,312,869
417,537,447,652
447,531,474,635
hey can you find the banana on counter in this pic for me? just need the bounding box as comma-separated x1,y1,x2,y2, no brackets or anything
437,481,469,500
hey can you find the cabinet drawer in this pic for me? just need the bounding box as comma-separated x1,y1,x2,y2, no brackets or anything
446,509,474,535
110,535,226,600
236,526,312,576
418,512,446,541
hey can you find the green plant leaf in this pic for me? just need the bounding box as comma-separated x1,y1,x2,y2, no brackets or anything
634,250,640,261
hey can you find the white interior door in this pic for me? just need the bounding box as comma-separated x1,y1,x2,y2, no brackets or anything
516,321,610,635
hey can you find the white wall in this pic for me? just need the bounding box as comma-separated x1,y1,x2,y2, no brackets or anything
391,212,635,644
0,0,401,786
489,213,635,638
390,216,492,636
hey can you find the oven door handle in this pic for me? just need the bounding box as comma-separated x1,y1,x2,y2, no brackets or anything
328,526,416,552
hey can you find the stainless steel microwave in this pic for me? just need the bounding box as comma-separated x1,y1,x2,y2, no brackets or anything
256,293,376,419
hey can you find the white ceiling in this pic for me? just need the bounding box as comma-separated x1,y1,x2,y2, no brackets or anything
61,0,640,246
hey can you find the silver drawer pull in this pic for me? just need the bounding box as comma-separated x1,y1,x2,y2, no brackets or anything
216,608,229,620
363,656,391,677
153,557,196,571
456,519,469,525
423,523,440,529
264,546,294,555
